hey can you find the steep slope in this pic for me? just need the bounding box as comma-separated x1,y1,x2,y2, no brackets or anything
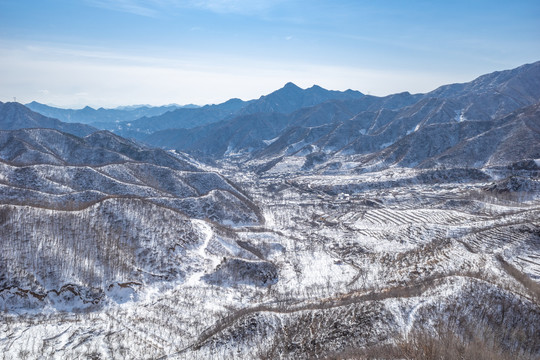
0,102,96,137
3,157,539,359
2,63,540,359
0,128,260,222
0,199,199,310
243,61,540,174
142,62,540,166
294,62,540,156
428,60,540,104
355,120,498,170
0,126,263,311
146,112,291,158
324,101,540,172
147,91,422,157
421,102,540,168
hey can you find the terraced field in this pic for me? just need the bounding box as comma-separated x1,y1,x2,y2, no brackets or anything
1,167,539,359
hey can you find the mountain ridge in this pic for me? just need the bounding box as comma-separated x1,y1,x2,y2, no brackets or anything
2,62,540,359
0,102,97,137
25,101,188,125
145,61,540,174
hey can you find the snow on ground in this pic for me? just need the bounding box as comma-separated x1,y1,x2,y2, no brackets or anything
1,165,539,359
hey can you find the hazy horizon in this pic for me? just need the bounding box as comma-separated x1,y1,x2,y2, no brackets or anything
1,0,539,108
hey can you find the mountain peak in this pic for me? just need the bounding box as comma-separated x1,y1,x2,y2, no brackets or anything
3,101,29,110
282,82,302,90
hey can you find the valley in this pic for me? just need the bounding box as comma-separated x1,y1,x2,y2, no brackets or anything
0,61,539,359
1,162,539,359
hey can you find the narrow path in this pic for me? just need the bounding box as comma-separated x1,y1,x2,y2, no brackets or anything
184,219,218,286
160,276,454,358
497,255,540,302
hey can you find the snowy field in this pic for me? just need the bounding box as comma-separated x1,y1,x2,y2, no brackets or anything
1,165,539,359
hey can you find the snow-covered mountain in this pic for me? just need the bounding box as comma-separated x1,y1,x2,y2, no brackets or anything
0,126,262,312
1,62,539,359
145,91,421,158
376,102,540,169
153,61,540,174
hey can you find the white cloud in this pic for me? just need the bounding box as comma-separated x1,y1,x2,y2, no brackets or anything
85,0,284,17
0,41,467,108
85,0,160,17
187,0,283,14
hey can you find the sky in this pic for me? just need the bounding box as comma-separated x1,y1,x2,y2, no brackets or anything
0,0,539,108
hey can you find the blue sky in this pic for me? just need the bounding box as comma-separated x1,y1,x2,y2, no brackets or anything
1,0,539,108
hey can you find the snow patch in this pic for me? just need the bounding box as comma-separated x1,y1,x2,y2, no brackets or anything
263,136,279,145
454,109,467,122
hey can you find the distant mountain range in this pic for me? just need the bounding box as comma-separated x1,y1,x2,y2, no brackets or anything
3,61,539,356
15,60,540,174
25,102,196,125
135,61,540,173
95,82,364,138
145,90,422,159
0,101,96,137
106,98,249,137
0,62,540,344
